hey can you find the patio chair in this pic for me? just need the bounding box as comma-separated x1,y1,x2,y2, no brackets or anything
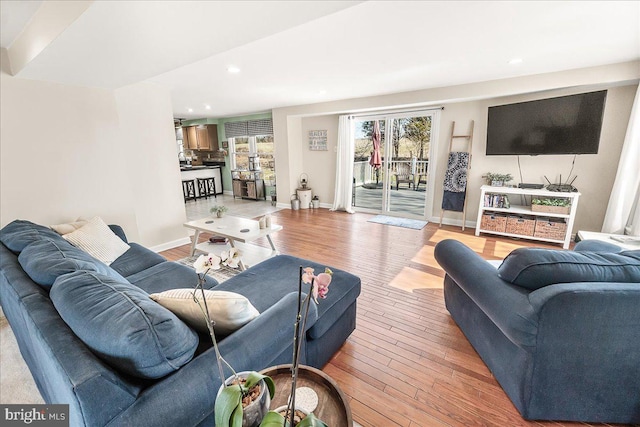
394,164,414,190
415,174,427,191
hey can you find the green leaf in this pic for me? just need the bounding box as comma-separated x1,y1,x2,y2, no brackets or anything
297,412,328,427
244,372,276,399
215,385,242,427
258,411,289,427
230,401,243,427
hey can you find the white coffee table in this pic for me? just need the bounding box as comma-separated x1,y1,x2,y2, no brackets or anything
184,216,283,270
577,230,640,251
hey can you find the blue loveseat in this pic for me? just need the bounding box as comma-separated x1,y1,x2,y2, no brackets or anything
0,220,361,427
434,239,640,424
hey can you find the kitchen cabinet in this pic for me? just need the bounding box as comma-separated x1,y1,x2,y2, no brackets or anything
182,124,219,151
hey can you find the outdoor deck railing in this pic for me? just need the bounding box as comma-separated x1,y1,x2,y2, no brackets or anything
354,158,428,185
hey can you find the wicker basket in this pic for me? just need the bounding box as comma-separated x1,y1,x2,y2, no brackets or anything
480,214,507,233
534,218,567,240
506,216,536,236
531,204,570,215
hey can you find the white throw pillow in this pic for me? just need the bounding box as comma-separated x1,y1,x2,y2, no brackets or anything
50,219,89,235
149,289,260,335
62,216,130,265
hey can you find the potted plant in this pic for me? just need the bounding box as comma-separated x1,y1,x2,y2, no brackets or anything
531,198,571,214
484,173,513,187
211,205,229,218
258,267,331,427
193,254,275,427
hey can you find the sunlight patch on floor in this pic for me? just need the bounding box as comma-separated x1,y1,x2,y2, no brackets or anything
428,229,487,253
493,241,523,259
411,245,443,270
388,267,443,292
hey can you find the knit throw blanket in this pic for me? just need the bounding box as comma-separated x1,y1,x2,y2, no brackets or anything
442,152,470,212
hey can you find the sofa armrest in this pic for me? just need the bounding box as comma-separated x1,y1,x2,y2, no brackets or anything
109,292,316,426
434,239,539,348
108,225,128,244
526,283,640,420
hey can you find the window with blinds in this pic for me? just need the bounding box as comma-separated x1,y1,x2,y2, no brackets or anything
226,119,275,185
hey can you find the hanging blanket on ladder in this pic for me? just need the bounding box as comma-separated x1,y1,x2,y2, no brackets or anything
442,152,469,212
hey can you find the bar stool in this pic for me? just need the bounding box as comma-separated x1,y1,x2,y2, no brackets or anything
196,178,209,199
196,177,217,199
182,179,196,202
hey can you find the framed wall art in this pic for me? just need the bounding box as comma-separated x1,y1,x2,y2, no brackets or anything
308,130,328,151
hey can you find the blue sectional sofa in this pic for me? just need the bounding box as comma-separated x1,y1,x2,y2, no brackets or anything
434,239,640,424
0,220,361,427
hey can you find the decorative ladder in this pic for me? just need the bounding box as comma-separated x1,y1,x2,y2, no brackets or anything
439,120,474,231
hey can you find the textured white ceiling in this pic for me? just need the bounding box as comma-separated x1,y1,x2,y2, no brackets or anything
3,1,639,119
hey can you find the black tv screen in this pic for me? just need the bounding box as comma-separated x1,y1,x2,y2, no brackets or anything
486,90,607,155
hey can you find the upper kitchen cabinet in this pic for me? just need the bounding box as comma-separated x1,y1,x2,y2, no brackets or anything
183,124,219,151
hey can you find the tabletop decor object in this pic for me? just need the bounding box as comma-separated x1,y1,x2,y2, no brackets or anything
211,205,229,218
259,267,332,426
192,254,275,427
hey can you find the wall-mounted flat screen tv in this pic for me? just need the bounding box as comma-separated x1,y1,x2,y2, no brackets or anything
486,90,607,155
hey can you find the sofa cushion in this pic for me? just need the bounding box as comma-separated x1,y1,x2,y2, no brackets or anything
50,270,198,379
50,219,89,235
0,220,64,253
18,238,126,288
62,217,130,265
109,243,167,278
150,289,259,335
126,261,218,294
498,248,640,290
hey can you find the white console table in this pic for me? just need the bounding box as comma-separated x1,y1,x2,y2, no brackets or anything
475,185,581,249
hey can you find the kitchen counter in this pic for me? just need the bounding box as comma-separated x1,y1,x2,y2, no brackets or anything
180,164,223,171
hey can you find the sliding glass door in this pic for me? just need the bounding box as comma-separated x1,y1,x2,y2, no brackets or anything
352,109,439,219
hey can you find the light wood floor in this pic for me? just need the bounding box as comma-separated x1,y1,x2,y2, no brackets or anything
162,208,628,427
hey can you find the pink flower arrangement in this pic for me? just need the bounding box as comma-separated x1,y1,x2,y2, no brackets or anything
301,267,333,302
276,266,332,426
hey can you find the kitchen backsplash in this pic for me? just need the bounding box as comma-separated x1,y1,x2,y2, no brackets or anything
183,149,225,166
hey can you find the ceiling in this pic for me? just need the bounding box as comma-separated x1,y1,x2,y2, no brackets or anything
2,1,639,119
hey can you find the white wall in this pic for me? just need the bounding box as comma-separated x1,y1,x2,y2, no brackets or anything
114,83,189,247
300,115,339,206
435,85,636,232
0,49,188,248
273,61,639,233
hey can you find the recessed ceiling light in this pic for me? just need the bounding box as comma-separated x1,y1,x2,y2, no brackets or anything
508,58,523,65
187,108,193,113
318,89,327,95
205,105,211,110
227,66,240,74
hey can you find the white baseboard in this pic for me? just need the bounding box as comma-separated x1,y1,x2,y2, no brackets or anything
430,216,477,229
149,237,191,253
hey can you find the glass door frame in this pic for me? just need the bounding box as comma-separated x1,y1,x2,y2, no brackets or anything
352,108,441,219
